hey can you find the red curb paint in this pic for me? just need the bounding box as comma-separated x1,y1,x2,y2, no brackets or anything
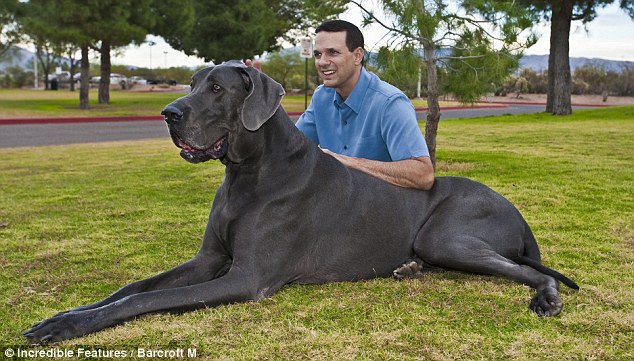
0,115,163,125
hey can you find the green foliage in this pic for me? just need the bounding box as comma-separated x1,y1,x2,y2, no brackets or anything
0,0,20,58
516,0,632,23
262,51,313,91
0,65,31,88
373,45,421,97
441,28,521,103
573,63,634,96
497,65,634,97
175,0,347,63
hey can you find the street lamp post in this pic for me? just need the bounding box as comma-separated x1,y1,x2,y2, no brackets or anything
148,40,156,74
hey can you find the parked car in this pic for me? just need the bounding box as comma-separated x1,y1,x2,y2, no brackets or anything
48,71,70,80
90,73,128,85
129,76,147,85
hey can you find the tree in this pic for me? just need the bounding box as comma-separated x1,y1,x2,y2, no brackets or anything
91,0,194,104
173,0,347,63
0,0,20,59
373,46,421,97
17,0,63,90
86,1,161,104
351,0,536,165
18,0,194,105
517,0,634,115
18,0,94,106
262,51,304,90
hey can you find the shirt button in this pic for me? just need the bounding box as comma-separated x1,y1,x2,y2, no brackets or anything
343,146,348,150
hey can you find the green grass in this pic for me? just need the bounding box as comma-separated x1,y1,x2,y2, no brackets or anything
0,89,455,119
0,89,186,118
1,106,632,359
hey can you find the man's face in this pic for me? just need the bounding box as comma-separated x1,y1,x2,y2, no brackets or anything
313,31,363,99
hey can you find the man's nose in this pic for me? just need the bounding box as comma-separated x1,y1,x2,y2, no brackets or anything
317,55,330,67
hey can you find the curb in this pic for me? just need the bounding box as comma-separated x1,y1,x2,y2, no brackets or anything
0,115,164,125
0,105,510,126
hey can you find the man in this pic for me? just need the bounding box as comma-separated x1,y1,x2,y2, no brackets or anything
296,20,435,190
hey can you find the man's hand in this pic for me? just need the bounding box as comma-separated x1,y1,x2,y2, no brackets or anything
245,59,262,71
321,148,435,190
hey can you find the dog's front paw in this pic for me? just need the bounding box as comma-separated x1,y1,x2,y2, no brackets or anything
393,261,424,280
24,311,92,344
529,286,563,317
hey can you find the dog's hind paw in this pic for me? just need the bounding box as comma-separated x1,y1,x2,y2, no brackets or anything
393,261,424,280
529,286,563,317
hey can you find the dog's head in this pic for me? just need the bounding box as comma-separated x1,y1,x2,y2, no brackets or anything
161,60,285,164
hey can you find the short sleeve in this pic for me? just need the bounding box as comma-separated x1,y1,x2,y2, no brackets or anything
380,95,430,160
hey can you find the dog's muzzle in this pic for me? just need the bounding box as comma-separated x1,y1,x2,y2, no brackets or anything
170,132,228,164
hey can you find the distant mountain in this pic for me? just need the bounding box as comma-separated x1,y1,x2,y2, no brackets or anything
519,54,634,72
0,47,35,71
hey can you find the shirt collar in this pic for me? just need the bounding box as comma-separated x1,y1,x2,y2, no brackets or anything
332,67,369,114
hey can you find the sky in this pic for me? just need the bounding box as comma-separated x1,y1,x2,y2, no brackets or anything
111,2,634,69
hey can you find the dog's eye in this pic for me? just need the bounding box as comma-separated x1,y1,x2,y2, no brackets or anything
211,84,221,93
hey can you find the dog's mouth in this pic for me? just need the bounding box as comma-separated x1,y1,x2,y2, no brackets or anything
171,133,228,163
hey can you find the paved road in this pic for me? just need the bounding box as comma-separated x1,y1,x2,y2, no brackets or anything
0,103,597,148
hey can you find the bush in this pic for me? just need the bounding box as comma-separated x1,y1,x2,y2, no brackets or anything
0,66,32,88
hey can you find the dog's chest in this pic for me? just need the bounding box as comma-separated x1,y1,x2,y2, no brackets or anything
210,184,260,241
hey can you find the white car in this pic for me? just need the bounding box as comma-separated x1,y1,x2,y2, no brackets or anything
129,76,147,85
90,73,128,85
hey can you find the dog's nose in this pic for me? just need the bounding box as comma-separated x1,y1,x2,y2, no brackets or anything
161,105,183,125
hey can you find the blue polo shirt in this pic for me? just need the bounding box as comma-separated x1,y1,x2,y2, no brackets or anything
296,68,429,162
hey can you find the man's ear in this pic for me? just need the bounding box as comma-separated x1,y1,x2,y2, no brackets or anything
353,47,365,66
239,66,285,131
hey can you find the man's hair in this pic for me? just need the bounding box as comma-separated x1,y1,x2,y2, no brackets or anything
315,20,365,65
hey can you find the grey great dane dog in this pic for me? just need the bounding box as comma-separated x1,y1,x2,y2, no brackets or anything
25,61,578,344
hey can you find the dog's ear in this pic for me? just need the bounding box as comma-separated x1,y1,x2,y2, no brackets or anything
239,66,285,131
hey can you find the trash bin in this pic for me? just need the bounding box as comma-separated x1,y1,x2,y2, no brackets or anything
51,79,59,90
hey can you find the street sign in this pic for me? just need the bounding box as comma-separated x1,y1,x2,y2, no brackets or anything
300,38,313,58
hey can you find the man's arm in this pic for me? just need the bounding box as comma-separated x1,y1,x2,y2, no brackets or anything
322,149,435,190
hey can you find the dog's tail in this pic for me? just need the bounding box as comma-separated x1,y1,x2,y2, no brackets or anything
518,256,580,290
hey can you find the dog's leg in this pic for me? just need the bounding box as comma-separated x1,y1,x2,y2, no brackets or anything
52,254,230,316
24,267,272,344
419,238,564,316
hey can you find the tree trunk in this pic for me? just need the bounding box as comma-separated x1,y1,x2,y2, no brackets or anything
79,45,90,110
98,41,111,104
36,47,50,90
546,0,573,115
423,41,440,168
68,51,77,92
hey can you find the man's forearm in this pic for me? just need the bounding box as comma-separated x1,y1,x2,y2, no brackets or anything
323,150,435,190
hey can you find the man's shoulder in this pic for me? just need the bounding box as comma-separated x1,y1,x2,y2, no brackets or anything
364,71,408,102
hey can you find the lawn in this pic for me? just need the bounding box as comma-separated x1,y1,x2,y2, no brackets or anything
0,106,632,359
0,88,455,119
